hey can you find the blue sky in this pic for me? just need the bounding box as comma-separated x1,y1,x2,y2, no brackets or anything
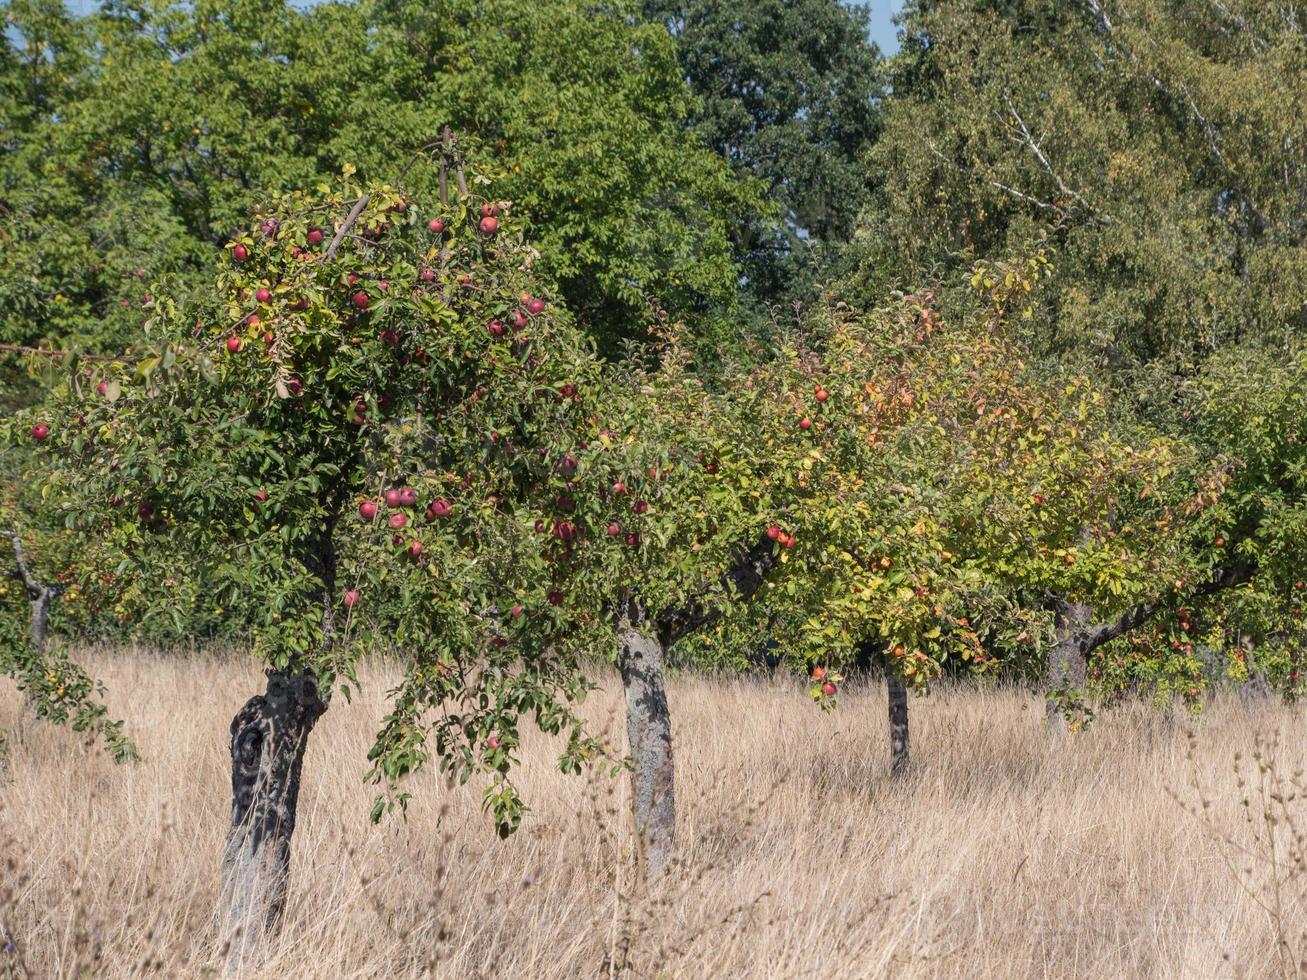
866,0,903,53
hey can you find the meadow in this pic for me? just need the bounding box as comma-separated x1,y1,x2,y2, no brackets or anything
3,647,1303,979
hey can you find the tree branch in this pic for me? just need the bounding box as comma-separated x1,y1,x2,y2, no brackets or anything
655,534,779,647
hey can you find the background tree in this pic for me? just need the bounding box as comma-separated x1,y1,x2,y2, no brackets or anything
645,0,885,317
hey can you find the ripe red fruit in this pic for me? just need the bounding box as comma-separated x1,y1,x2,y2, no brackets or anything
352,290,370,310
1296,581,1306,592
479,215,498,234
511,310,528,329
481,203,496,218
287,377,303,395
226,336,242,353
378,279,389,293
484,735,501,750
388,512,407,530
343,589,360,609
527,297,545,315
625,532,640,546
782,534,796,549
359,500,378,520
96,381,108,396
255,287,271,303
347,273,359,286
821,681,837,696
254,490,268,502
307,227,324,245
555,521,576,541
766,524,781,541
535,519,547,533
263,331,275,346
560,452,578,476
555,494,576,513
511,604,523,618
428,498,452,518
30,423,49,441
398,487,418,508
612,481,627,495
246,314,261,327
428,218,445,233
406,540,423,559
811,666,826,681
419,267,436,283
383,488,402,508
380,329,401,346
632,500,649,515
486,319,506,338
799,417,812,431
232,244,248,262
815,389,829,403
607,521,622,536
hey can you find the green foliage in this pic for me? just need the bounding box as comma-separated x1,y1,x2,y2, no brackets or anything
854,0,1307,376
644,0,885,312
0,0,763,360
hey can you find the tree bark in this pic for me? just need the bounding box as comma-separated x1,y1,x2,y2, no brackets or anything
887,671,910,775
6,531,59,654
616,598,676,879
219,670,327,966
1046,600,1093,723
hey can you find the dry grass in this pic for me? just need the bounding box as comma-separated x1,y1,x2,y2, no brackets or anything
2,646,1306,979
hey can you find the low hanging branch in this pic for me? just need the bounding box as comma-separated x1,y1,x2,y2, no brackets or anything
1056,560,1256,659
655,534,779,646
0,343,142,364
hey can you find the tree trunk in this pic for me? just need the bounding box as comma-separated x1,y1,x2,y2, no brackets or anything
1046,600,1093,723
28,585,54,654
616,599,676,878
887,671,910,774
219,670,327,966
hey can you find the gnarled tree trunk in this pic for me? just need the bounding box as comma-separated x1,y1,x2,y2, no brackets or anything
7,531,58,654
887,671,910,774
219,670,327,966
616,598,676,878
1046,600,1093,723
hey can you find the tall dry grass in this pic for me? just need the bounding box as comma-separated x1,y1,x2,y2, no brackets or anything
1,645,1305,979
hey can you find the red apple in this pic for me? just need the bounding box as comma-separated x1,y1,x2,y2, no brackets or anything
232,244,248,262
484,735,501,750
821,681,837,696
96,382,108,396
607,522,622,536
406,540,423,559
419,267,436,283
359,500,378,520
398,487,418,508
555,521,576,541
811,666,826,681
625,532,640,546
246,314,261,327
343,589,360,609
287,377,303,395
535,519,546,533
226,336,242,353
428,218,445,233
815,389,829,403
307,228,324,245
30,423,49,441
479,215,498,235
767,524,781,541
527,297,545,315
560,452,578,476
428,498,452,518
512,604,523,618
383,488,403,508
511,310,528,329
352,290,370,310
254,490,268,502
486,319,506,338
255,287,272,303
388,512,407,530
799,417,812,430
632,500,649,514
612,481,627,495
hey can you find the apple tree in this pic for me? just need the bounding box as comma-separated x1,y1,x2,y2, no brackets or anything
13,148,631,958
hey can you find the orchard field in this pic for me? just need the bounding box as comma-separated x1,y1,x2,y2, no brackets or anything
4,0,1307,977
4,647,1306,979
